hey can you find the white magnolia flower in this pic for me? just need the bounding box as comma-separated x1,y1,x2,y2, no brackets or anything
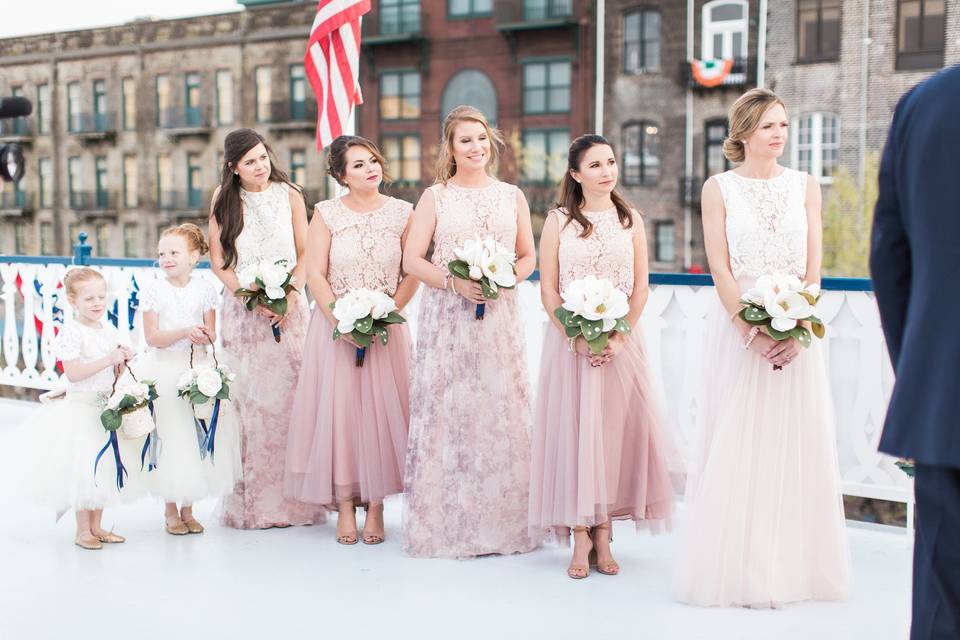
468,265,483,281
333,291,371,334
454,238,485,268
176,370,197,391
803,282,821,298
561,276,630,332
236,267,257,289
195,368,223,398
259,260,289,289
480,252,517,289
265,286,286,300
127,382,149,399
106,391,124,410
368,290,396,320
764,289,814,332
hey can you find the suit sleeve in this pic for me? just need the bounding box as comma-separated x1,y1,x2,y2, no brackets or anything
869,96,911,368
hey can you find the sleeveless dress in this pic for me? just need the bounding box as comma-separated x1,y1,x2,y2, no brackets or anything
528,208,675,541
138,274,241,504
21,321,147,512
285,196,413,509
402,181,540,558
219,181,325,529
672,168,851,606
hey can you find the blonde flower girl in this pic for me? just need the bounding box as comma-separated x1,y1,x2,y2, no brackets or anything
140,224,241,535
24,267,145,549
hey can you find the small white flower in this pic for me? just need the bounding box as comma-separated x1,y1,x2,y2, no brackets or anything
106,392,124,410
195,368,223,397
236,267,257,289
265,286,286,300
176,370,196,391
468,265,483,281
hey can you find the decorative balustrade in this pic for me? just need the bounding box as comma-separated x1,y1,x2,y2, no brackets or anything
0,246,910,524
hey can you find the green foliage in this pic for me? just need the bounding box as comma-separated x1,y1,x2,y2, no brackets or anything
553,307,632,354
821,154,879,277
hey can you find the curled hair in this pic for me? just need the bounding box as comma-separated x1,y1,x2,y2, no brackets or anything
555,134,636,239
435,105,503,185
63,267,105,300
161,223,209,255
211,128,300,269
724,88,787,163
326,135,393,186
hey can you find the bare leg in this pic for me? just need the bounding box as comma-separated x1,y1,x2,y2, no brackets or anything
568,527,593,579
165,502,188,535
592,520,620,575
75,509,100,549
335,501,357,545
361,502,384,545
180,503,204,534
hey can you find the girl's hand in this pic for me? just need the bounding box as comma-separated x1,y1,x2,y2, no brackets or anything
452,278,486,304
109,346,130,365
188,325,210,344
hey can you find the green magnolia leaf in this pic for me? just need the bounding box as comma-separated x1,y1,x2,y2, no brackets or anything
578,318,604,342
332,327,342,340
373,325,389,346
480,279,500,300
101,410,122,432
352,330,373,347
554,307,574,326
269,297,288,316
189,389,209,405
383,311,406,324
448,261,471,280
254,277,266,289
328,301,337,311
586,331,609,354
792,326,812,348
741,305,770,322
355,315,374,334
767,325,792,341
245,297,258,312
811,321,826,339
118,394,137,410
613,318,632,335
564,325,580,338
215,385,230,401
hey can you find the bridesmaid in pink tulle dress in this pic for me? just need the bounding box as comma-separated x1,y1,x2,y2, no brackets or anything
530,135,676,579
285,136,418,545
400,106,540,558
208,128,325,529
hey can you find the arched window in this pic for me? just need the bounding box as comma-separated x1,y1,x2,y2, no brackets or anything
441,70,497,124
622,121,660,187
702,0,748,60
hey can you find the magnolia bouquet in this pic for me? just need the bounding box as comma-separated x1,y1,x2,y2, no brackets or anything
554,276,632,355
96,376,159,489
448,236,517,319
177,362,235,459
235,257,298,342
739,274,825,370
331,288,407,367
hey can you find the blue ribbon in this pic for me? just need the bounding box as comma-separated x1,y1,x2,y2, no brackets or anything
475,303,486,320
194,399,222,461
356,347,366,367
193,412,209,460
271,323,281,343
94,431,127,491
140,401,160,472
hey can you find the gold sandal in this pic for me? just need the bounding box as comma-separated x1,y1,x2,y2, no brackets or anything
590,524,620,576
567,527,593,579
165,516,189,536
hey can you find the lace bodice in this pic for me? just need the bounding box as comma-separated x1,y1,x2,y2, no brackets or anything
139,275,219,351
714,168,809,280
235,181,298,275
555,207,638,297
55,321,120,393
429,181,519,267
318,196,412,297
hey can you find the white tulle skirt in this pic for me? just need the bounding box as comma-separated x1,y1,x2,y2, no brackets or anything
138,348,241,504
21,391,148,512
672,294,851,607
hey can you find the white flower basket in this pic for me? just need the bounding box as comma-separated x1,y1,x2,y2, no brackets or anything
119,404,155,440
193,400,216,421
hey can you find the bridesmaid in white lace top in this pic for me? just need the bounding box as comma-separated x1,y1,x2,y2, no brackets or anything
673,89,850,607
208,129,325,529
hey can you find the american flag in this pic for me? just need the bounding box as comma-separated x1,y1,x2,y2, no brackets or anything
304,0,370,150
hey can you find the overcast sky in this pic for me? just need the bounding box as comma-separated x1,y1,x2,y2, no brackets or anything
0,1,242,39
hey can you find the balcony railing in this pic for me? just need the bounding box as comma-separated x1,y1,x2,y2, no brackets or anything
262,100,317,132
0,118,34,143
683,57,750,90
0,246,910,530
68,112,118,140
361,8,425,45
495,0,576,31
68,190,118,214
158,107,212,137
157,189,209,212
0,190,35,215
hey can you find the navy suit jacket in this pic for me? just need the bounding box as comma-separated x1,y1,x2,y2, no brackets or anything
871,65,960,467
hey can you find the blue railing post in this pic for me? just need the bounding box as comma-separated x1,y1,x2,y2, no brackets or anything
73,232,91,265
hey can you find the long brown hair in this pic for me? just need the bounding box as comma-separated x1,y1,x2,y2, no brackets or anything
211,128,299,269
435,105,504,185
556,134,635,239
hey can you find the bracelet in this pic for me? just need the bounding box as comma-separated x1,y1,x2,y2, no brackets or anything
443,273,453,292
742,326,760,350
568,336,577,353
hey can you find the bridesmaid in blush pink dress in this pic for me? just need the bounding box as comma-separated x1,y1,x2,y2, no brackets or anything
400,106,540,558
285,136,417,545
209,128,325,529
530,135,676,579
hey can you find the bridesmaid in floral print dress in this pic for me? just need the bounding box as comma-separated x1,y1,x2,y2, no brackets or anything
400,106,541,558
208,128,325,529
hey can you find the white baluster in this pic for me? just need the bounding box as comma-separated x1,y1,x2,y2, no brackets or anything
18,264,40,387
37,264,63,386
0,263,22,386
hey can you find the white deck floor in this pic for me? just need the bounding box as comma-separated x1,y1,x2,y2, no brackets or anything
0,399,912,639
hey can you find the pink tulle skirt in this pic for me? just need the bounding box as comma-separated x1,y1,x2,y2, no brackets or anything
285,310,410,509
529,324,676,542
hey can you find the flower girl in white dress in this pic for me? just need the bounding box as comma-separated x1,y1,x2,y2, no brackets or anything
25,268,145,549
673,89,850,607
140,224,241,535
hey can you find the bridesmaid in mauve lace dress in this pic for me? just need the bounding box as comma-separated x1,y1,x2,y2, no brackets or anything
400,105,540,558
285,136,418,546
208,128,325,529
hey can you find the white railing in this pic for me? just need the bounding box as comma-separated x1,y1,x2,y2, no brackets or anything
0,258,910,522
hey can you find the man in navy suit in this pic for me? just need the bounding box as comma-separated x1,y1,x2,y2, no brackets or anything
871,64,960,640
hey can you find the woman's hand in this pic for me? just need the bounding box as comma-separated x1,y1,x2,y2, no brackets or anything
765,336,801,368
452,278,486,304
588,332,627,368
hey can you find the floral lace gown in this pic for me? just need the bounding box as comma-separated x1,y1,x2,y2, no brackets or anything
672,168,851,606
285,196,413,509
402,181,540,558
219,181,325,528
528,208,675,541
